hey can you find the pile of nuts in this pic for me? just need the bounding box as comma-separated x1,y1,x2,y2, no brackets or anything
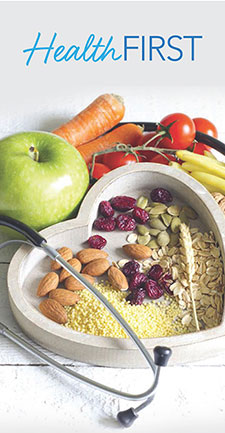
37,246,109,324
37,242,158,323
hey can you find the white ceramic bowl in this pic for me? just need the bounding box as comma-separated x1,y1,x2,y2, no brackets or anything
7,163,225,367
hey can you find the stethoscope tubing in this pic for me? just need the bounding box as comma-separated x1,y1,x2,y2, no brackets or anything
0,321,160,401
0,214,161,402
1,122,225,413
115,122,225,156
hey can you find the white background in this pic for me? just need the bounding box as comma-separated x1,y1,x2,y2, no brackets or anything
1,2,225,433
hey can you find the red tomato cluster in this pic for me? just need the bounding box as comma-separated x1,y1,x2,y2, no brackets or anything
91,114,218,178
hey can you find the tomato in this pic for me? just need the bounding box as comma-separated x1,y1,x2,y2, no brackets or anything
149,154,176,165
193,118,218,152
192,142,212,155
91,163,111,179
95,154,104,163
193,117,218,138
158,113,196,150
102,151,141,169
136,132,160,161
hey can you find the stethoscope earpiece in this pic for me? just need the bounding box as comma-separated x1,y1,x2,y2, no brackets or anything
117,408,138,428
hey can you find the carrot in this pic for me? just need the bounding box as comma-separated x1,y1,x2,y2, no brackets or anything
77,123,143,164
53,94,125,147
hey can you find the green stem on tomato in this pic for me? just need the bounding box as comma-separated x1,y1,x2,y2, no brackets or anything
90,142,180,180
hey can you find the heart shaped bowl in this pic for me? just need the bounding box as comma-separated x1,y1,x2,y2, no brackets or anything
7,163,225,367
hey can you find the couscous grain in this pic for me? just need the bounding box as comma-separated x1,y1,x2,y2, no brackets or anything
65,280,188,338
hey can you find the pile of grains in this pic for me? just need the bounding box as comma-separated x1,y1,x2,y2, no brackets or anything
65,225,224,338
65,281,188,338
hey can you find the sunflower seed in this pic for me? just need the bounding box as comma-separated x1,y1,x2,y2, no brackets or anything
126,233,138,243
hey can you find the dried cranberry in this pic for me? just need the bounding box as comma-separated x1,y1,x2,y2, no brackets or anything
161,272,172,281
150,188,173,203
99,201,114,218
116,214,136,231
126,288,146,305
122,260,140,280
145,279,163,300
132,207,149,224
88,235,107,249
111,196,136,212
129,272,148,290
147,264,163,281
159,272,174,296
94,216,116,231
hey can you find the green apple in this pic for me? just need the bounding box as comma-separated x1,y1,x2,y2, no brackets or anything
0,131,89,231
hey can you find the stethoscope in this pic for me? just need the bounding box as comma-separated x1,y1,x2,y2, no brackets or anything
0,122,225,428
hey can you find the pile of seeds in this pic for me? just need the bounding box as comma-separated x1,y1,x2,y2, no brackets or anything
131,227,224,331
65,281,189,338
65,224,224,338
126,194,198,249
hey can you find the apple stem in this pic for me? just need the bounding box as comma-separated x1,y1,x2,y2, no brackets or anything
29,146,39,162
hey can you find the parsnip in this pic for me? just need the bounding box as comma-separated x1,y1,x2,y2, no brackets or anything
169,161,183,170
203,150,216,160
199,182,219,193
182,162,209,173
191,171,225,194
176,150,225,179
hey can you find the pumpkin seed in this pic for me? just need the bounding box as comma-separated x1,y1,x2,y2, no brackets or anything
157,231,170,247
180,209,190,225
137,196,149,209
145,206,152,213
149,218,167,231
148,239,159,249
168,233,179,247
161,213,172,227
167,205,180,216
171,217,181,233
149,205,167,215
137,234,151,245
126,233,138,243
137,225,150,235
149,228,161,236
182,206,198,220
149,214,159,220
151,202,161,206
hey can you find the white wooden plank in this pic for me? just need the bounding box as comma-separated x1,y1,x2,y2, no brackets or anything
0,365,225,433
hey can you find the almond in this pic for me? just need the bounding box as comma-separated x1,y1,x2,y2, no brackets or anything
64,274,95,291
37,272,59,297
49,289,79,306
39,298,67,324
123,244,152,260
76,248,108,264
51,247,73,271
108,266,128,291
59,258,82,282
82,258,110,276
